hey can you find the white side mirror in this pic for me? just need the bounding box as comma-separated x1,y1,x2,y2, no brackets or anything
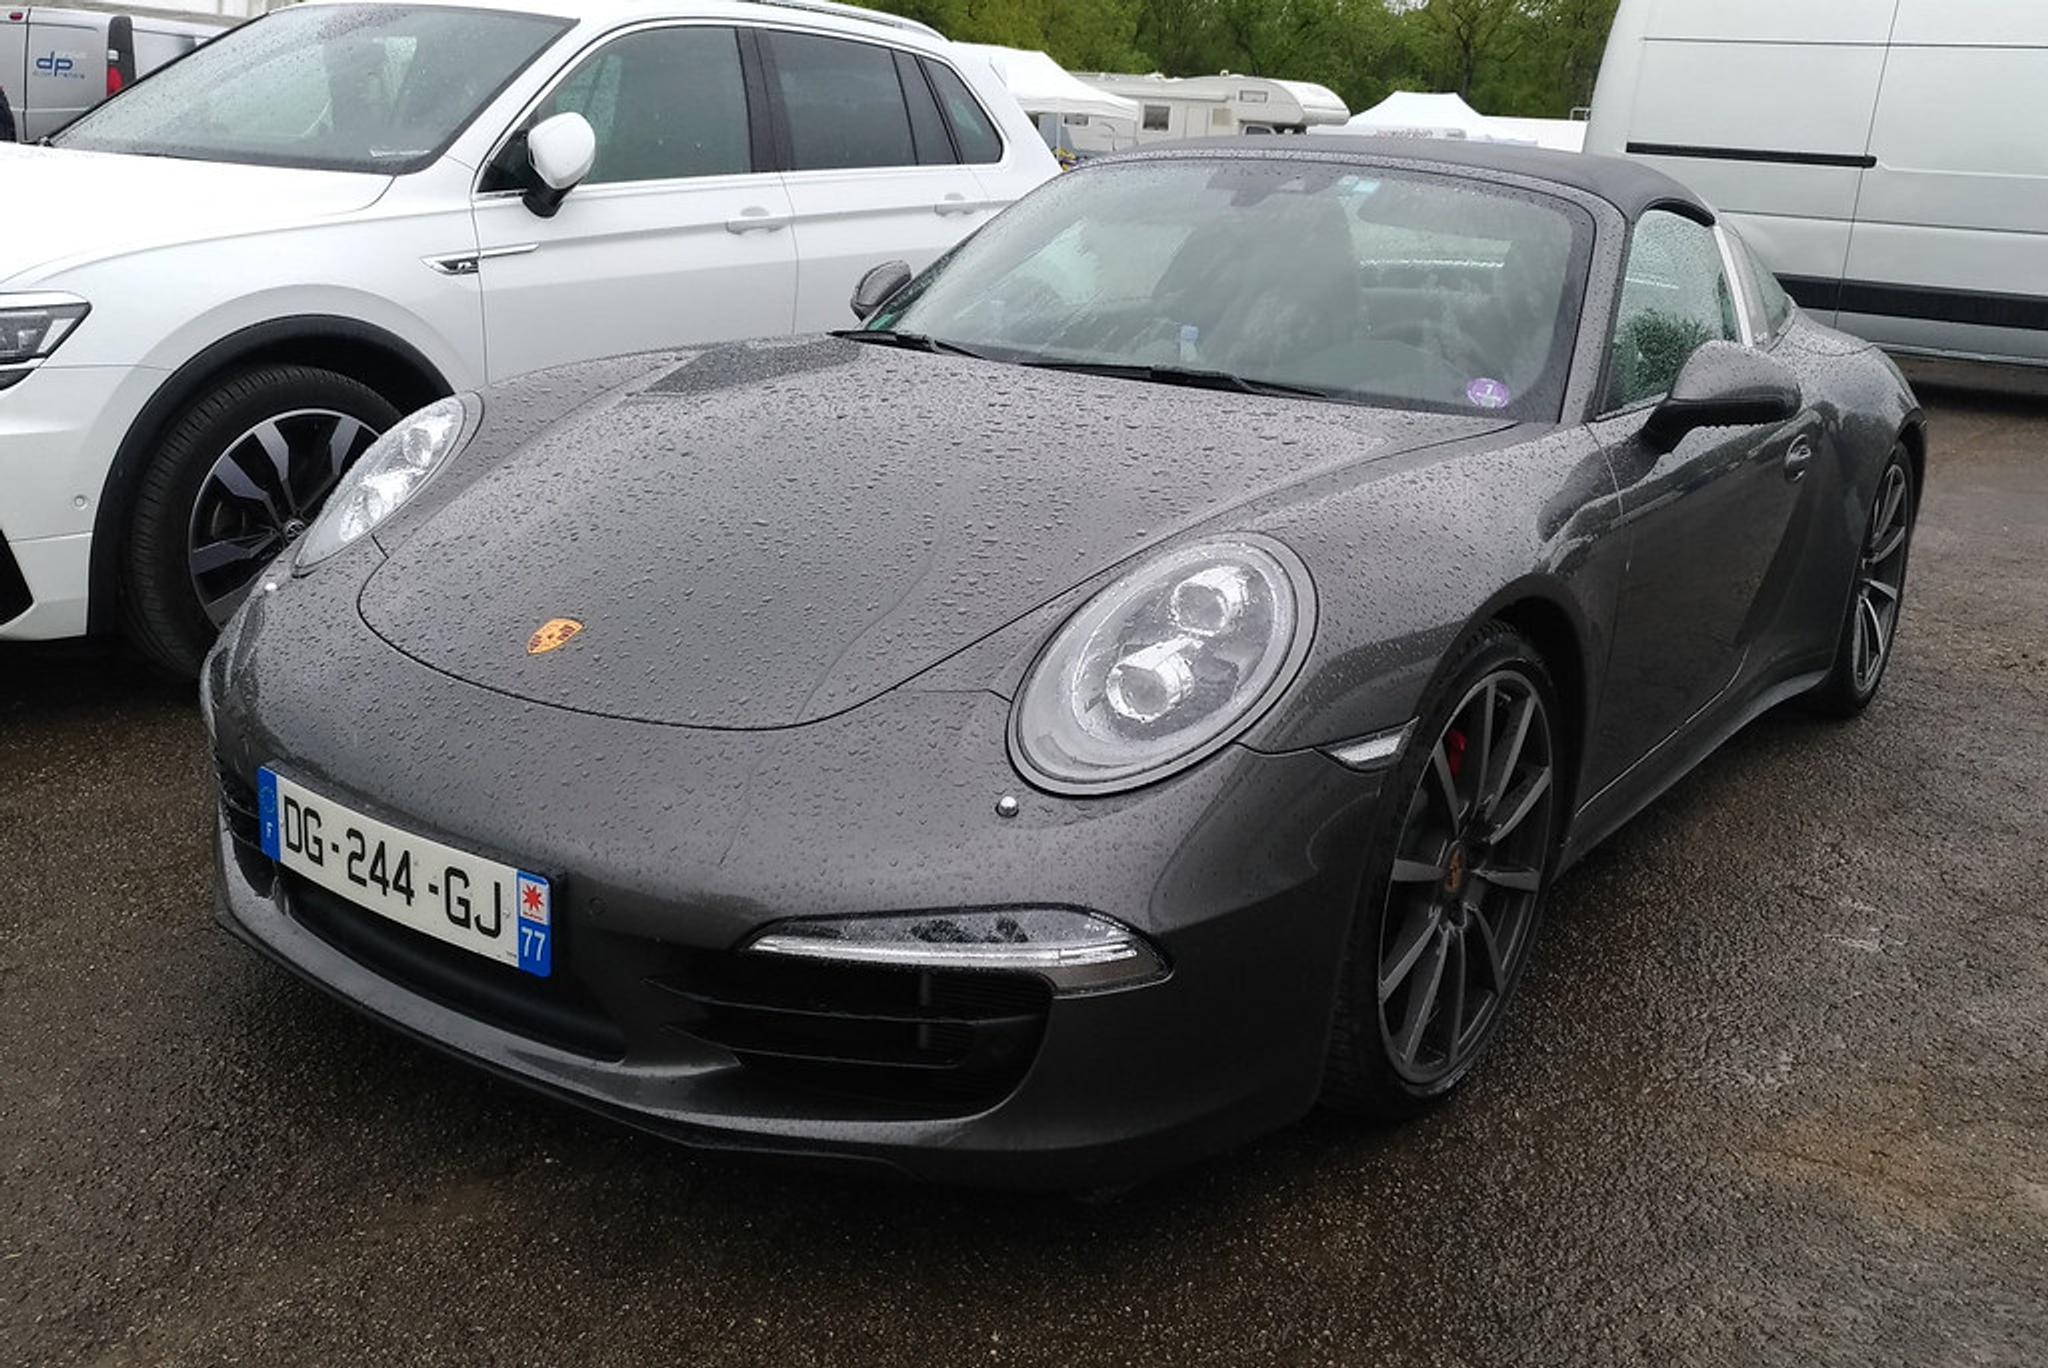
523,112,596,218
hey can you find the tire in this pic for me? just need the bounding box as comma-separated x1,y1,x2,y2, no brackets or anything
1322,623,1567,1119
120,364,398,678
1803,442,1916,720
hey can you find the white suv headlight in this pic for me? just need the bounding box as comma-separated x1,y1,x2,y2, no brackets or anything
1010,535,1314,794
295,395,477,569
0,293,91,390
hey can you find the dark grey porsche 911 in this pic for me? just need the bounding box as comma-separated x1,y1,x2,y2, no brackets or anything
205,138,1922,1187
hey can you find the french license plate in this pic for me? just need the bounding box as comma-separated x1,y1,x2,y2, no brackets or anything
257,768,552,977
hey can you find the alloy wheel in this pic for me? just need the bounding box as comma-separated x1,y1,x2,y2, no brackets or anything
186,409,380,626
1851,462,1911,696
1378,669,1556,1086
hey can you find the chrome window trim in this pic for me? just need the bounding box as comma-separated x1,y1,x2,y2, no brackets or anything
472,15,1002,200
1714,222,1759,348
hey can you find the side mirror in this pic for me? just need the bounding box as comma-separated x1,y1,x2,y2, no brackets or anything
1643,340,1802,452
849,260,913,322
523,112,596,219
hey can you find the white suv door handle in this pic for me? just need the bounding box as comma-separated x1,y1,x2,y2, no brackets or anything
933,193,977,216
725,207,788,234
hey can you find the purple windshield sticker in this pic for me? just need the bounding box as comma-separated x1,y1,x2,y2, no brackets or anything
1466,377,1512,410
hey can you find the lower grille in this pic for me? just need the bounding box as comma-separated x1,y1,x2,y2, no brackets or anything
216,762,623,1060
282,874,627,1061
217,765,262,848
653,952,1051,1115
0,538,30,625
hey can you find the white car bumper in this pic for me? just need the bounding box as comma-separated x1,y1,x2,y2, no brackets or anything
0,361,163,641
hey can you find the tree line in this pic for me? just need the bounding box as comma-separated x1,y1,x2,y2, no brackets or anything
856,0,1621,119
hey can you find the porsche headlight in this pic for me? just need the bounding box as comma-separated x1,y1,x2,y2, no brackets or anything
296,395,476,570
1011,536,1312,794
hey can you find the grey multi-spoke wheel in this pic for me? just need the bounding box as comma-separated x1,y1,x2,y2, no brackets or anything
122,364,400,678
188,409,379,627
1850,462,1911,694
1807,443,1916,718
1324,624,1565,1115
1379,667,1555,1085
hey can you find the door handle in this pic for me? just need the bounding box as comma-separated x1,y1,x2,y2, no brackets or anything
1783,435,1815,483
933,193,977,216
725,207,788,234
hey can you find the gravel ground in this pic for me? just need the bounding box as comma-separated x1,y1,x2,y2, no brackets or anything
2,392,2042,1367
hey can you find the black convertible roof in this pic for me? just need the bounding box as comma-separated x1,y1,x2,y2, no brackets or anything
1120,135,1716,226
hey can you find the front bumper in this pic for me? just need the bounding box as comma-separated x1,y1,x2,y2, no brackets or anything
206,581,1388,1187
0,361,162,639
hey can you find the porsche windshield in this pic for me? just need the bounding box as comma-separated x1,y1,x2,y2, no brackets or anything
870,158,1592,419
52,5,570,174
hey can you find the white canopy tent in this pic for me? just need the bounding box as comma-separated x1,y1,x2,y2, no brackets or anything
1479,116,1589,152
1313,91,1588,152
957,44,1142,155
1314,91,1492,139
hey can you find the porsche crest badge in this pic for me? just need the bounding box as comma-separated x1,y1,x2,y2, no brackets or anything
527,618,584,656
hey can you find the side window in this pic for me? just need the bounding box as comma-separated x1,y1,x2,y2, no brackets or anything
1142,104,1170,132
769,31,915,171
892,49,953,166
921,58,1001,164
483,27,751,191
1605,210,1742,411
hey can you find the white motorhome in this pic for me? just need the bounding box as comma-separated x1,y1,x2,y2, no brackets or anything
1,6,229,140
958,43,1140,157
1073,72,1349,142
1586,0,2048,370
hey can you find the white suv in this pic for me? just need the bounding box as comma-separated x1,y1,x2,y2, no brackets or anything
0,0,1055,674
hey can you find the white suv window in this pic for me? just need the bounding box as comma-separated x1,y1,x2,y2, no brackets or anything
485,26,753,188
769,31,918,171
922,58,1000,164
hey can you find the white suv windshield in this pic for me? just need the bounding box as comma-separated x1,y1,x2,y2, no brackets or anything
53,5,570,174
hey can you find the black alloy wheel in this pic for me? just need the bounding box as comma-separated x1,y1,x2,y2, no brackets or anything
186,408,379,627
121,364,399,678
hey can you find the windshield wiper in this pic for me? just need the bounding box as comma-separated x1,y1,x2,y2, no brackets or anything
1013,359,1331,400
833,329,992,360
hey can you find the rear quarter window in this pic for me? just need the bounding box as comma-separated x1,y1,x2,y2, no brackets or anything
922,58,1000,164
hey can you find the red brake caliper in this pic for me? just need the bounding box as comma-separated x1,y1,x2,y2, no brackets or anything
1444,727,1468,781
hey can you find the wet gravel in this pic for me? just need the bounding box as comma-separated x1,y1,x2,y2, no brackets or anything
2,392,2043,1367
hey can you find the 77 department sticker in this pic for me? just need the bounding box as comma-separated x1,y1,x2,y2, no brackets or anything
515,871,552,976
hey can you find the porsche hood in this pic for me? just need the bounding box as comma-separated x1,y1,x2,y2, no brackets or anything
359,340,1510,728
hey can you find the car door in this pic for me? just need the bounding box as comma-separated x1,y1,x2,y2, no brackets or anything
472,23,798,384
1720,224,1854,672
1586,209,1816,786
759,30,994,333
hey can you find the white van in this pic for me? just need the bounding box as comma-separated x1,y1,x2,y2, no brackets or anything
1586,0,2048,370
0,7,229,141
